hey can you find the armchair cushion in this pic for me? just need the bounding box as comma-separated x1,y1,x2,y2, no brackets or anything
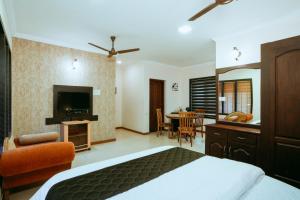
18,132,59,146
0,142,75,177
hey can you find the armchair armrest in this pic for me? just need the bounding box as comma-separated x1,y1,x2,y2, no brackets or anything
0,142,75,177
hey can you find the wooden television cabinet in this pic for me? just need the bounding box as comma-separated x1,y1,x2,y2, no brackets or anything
61,120,91,152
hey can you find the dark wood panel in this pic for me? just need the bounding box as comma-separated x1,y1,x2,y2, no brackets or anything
216,63,260,74
0,23,11,145
260,35,300,188
205,127,227,158
206,137,227,158
274,143,300,187
149,79,164,132
0,33,6,141
275,50,300,139
228,141,256,165
229,131,257,145
206,124,259,166
206,124,260,135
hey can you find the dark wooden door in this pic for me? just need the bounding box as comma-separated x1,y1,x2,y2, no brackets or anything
228,141,256,165
0,27,11,145
205,128,227,158
261,35,300,188
149,79,164,132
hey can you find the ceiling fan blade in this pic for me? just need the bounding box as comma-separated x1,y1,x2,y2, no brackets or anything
188,2,219,21
117,48,140,54
88,43,110,52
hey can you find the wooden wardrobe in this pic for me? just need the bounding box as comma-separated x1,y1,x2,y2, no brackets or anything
260,35,300,188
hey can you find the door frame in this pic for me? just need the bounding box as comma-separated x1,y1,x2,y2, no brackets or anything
149,79,165,132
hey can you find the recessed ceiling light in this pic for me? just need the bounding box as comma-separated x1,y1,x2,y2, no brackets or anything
178,25,192,34
116,60,122,64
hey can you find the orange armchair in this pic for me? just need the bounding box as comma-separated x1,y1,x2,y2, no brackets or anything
0,141,75,200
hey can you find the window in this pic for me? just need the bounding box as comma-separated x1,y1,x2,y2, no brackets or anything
190,76,216,119
219,79,252,115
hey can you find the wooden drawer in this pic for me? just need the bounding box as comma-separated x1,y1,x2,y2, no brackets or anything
206,127,227,140
228,141,257,165
229,131,257,145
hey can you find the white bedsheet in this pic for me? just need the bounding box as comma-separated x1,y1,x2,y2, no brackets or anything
242,176,300,200
31,146,299,200
109,155,264,200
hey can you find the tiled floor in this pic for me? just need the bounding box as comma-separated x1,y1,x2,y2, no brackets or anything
10,129,205,200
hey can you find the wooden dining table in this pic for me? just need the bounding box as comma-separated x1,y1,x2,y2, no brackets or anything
166,113,199,120
165,113,199,139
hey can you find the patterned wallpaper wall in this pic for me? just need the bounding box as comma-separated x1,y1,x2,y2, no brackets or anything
12,38,116,142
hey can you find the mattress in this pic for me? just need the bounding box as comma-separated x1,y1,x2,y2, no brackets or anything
31,146,300,200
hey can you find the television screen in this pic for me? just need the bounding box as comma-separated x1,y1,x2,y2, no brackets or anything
57,92,90,114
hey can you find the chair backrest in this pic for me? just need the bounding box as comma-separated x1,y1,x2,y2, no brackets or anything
195,109,205,115
179,112,195,128
156,108,163,127
195,109,205,125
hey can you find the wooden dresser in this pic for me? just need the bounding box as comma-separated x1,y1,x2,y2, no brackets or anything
205,124,260,165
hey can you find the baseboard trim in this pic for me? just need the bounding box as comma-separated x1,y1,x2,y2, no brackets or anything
115,127,150,135
91,138,116,145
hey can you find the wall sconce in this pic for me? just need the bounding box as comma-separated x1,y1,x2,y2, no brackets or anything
233,47,242,61
72,59,79,70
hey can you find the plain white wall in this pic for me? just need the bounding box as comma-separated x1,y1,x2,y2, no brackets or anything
215,11,300,68
121,62,146,132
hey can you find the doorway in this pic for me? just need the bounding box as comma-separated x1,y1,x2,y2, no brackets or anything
149,79,165,132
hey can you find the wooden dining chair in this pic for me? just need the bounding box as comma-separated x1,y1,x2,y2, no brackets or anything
178,112,196,147
195,109,205,138
156,108,173,137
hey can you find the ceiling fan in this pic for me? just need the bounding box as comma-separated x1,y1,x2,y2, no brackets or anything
89,36,140,58
189,0,234,21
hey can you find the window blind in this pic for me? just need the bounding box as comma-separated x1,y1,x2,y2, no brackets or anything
189,76,216,119
236,80,252,114
223,81,235,114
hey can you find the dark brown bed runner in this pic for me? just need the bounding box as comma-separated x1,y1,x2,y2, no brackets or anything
46,147,204,200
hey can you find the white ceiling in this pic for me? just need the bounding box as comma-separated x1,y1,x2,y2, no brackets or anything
5,0,300,66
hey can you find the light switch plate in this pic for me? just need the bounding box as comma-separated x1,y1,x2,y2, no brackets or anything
93,89,101,96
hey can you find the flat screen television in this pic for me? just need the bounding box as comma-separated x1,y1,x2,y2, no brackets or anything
53,85,93,119
57,92,90,114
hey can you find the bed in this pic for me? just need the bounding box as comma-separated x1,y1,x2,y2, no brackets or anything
31,146,300,200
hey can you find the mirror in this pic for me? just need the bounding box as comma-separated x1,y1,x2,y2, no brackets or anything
217,67,260,126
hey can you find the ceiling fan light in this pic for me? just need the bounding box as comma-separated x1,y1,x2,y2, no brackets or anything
178,25,192,34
